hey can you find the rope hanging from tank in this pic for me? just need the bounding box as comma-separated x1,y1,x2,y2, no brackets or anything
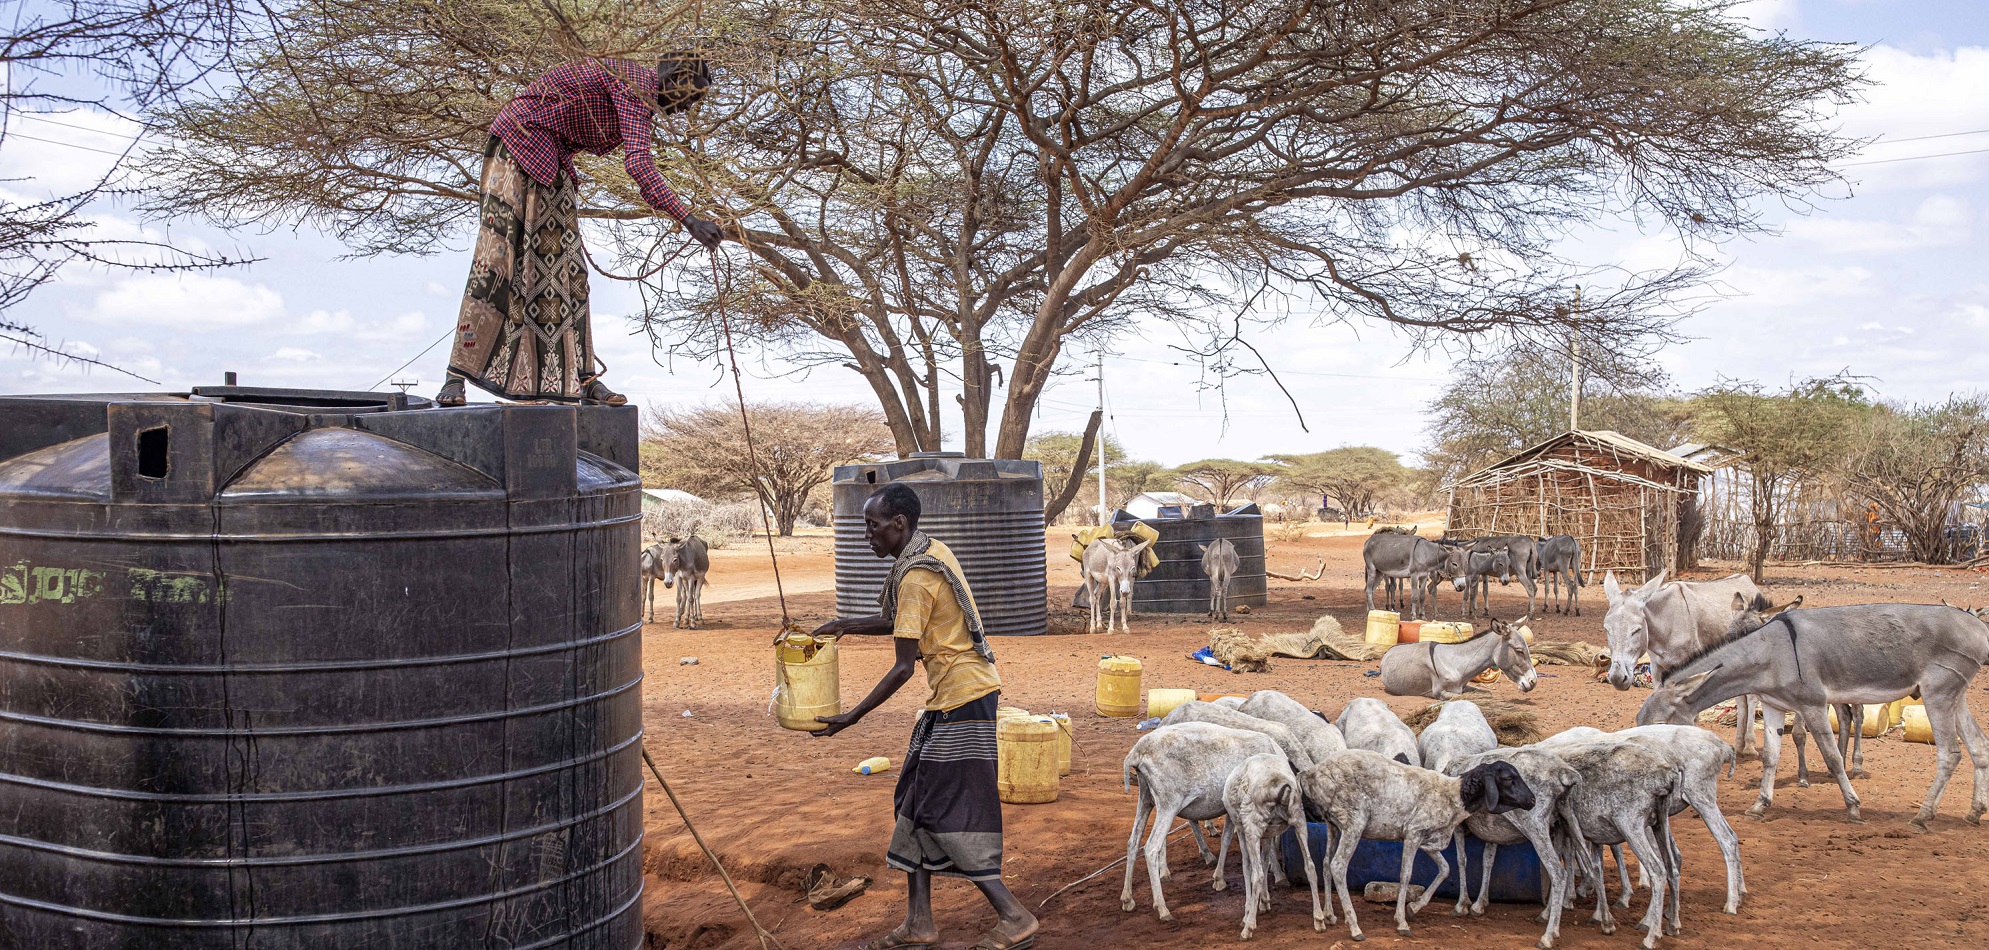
709,247,793,626
643,745,786,950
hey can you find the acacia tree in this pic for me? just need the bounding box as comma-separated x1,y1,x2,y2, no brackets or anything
1,0,248,367
144,1,1859,456
642,401,894,535
1269,447,1409,521
1025,427,1125,523
1690,378,1868,581
1839,397,1989,563
1172,459,1272,507
1420,342,1691,485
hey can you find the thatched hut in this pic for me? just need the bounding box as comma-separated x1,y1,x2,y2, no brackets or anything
1445,430,1710,582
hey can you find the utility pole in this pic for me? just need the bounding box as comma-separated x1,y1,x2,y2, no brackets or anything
1569,285,1583,432
1096,349,1108,526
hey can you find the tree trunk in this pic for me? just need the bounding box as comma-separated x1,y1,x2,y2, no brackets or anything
1042,411,1103,525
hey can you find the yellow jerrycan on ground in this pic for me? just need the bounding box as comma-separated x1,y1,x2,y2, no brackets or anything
1096,656,1143,717
997,716,1062,804
774,632,841,731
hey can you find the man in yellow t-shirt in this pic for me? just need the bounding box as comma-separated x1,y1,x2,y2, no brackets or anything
809,484,1037,950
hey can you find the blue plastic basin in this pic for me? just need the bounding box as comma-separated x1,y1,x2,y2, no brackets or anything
1277,823,1548,904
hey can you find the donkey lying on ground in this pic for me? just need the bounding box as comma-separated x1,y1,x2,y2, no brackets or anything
1638,603,1989,828
1380,617,1540,700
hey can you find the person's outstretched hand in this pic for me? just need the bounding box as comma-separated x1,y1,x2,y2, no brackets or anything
685,215,724,249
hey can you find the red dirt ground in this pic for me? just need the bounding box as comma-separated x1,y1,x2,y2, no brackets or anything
637,528,1989,949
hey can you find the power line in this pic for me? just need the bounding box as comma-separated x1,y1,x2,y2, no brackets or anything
1841,146,1989,168
365,327,453,391
1876,127,1989,146
1110,352,1445,382
0,129,133,158
9,111,142,138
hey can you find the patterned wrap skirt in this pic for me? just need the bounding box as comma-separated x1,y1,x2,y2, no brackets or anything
448,135,599,402
886,692,1004,882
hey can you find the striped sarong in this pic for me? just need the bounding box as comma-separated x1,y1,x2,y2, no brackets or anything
886,692,1003,881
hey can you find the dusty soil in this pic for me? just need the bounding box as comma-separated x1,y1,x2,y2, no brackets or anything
637,527,1989,949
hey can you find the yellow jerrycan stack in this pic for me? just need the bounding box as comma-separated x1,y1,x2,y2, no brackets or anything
1365,610,1401,648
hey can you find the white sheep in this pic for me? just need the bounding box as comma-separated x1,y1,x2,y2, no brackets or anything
1337,697,1422,767
1220,753,1327,940
1537,725,1744,916
1121,722,1281,922
1440,747,1584,948
1538,737,1683,948
1299,750,1537,940
1417,700,1498,774
1237,689,1349,764
1162,701,1319,773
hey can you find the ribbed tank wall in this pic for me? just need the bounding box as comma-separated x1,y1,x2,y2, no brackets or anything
1113,505,1268,614
833,455,1048,637
0,391,645,950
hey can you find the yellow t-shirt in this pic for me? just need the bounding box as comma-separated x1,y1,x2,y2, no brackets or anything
892,552,1001,712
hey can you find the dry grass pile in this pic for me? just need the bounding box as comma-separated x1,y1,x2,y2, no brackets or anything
1246,615,1384,663
1400,697,1545,746
1209,628,1274,673
1530,640,1608,667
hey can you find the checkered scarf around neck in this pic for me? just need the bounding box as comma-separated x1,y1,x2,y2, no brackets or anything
879,531,995,663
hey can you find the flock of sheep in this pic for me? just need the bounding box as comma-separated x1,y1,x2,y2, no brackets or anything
1122,690,1740,948
1116,554,1989,947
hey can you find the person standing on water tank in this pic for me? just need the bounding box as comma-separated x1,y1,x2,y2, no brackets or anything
808,484,1039,950
437,55,726,408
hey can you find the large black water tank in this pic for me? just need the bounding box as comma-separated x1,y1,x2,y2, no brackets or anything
0,388,644,949
832,454,1048,637
1113,503,1268,614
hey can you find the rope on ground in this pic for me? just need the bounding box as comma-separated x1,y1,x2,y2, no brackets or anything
643,744,786,950
1036,821,1196,910
709,247,792,625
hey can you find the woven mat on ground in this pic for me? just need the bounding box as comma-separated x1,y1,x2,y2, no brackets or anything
1401,697,1545,746
1258,615,1385,663
1530,640,1608,667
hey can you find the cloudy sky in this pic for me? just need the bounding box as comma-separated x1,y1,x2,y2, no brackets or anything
5,0,1987,468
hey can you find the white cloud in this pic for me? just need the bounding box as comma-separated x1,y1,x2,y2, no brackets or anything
0,109,145,198
67,274,286,330
1784,193,1973,252
1734,0,1801,30
1722,263,1877,306
1837,46,1989,190
267,347,322,362
294,308,431,341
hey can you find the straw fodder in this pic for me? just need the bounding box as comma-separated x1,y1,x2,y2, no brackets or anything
1209,628,1274,673
1401,697,1545,747
1529,640,1608,667
1252,616,1385,663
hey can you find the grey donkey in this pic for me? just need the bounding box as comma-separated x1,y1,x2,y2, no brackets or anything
1081,535,1153,634
1452,546,1512,619
1380,616,1539,700
1638,602,1989,829
1470,535,1541,617
1363,531,1450,619
1200,537,1241,622
1536,534,1585,615
1299,751,1536,941
642,534,710,628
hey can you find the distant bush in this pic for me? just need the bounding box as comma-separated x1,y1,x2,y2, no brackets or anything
642,498,761,550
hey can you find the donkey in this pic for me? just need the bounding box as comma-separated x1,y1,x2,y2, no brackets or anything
1364,532,1450,619
1082,535,1152,633
1536,535,1585,615
1601,571,1789,759
1199,538,1241,622
1453,547,1513,619
1720,592,1871,812
1380,616,1539,700
646,535,709,629
1469,535,1540,617
1638,603,1989,828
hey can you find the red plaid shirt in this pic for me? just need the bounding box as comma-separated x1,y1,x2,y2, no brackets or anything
489,59,693,222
